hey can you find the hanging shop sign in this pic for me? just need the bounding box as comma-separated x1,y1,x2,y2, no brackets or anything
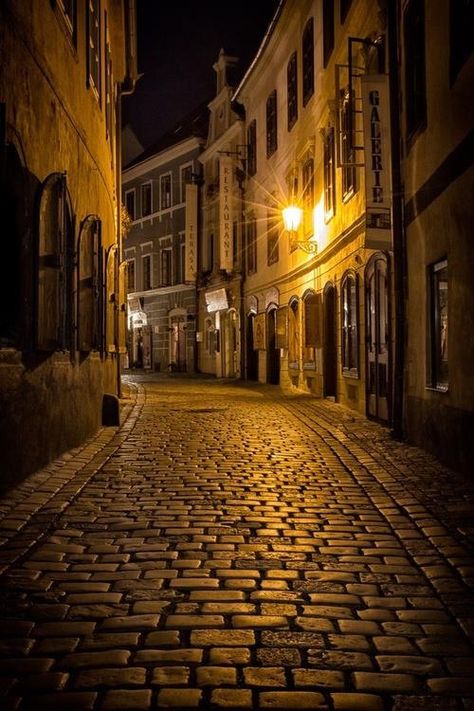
361,74,393,250
253,313,266,350
219,155,233,272
185,182,198,281
205,288,228,313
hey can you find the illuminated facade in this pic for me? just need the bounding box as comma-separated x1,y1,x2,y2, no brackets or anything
0,0,137,488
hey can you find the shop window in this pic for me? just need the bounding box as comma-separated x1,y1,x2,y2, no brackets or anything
287,52,298,131
450,0,474,83
302,18,314,106
142,254,152,290
341,272,359,375
87,0,101,99
323,0,334,66
428,259,448,389
160,173,172,209
266,90,278,158
324,127,336,219
246,218,257,275
267,211,279,265
78,216,102,352
404,0,426,142
247,120,257,176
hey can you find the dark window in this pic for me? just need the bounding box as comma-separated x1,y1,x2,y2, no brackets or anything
341,91,356,199
143,255,151,290
78,217,102,352
127,259,135,291
404,0,426,141
179,242,185,283
267,211,279,266
302,159,314,237
57,0,77,42
161,249,171,286
287,52,298,130
141,183,152,217
247,120,257,176
87,0,101,98
246,218,257,275
302,18,314,106
324,127,336,218
428,259,448,389
341,273,359,374
340,0,353,22
125,190,135,220
266,90,278,157
450,0,474,83
160,174,171,209
323,0,334,66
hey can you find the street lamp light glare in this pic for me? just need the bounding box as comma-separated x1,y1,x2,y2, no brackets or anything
282,205,303,232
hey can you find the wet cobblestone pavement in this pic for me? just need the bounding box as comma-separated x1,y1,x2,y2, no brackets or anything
1,375,474,710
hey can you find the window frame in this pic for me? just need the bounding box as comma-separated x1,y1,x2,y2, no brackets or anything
302,158,314,238
302,17,314,107
341,90,357,200
127,258,135,292
87,0,101,100
160,173,172,210
160,247,172,287
427,259,449,391
324,127,336,220
287,52,298,131
142,254,152,291
247,120,257,176
266,90,278,158
341,272,359,377
125,189,136,221
450,0,474,84
141,181,152,217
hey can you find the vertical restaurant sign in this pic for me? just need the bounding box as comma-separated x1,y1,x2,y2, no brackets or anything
219,155,233,272
185,183,198,281
361,74,393,250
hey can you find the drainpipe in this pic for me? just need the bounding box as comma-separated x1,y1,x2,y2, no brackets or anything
387,1,406,439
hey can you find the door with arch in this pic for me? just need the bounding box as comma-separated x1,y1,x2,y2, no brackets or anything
323,283,337,398
246,312,258,381
266,306,280,384
366,253,390,422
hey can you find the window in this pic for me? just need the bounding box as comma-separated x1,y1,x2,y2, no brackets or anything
302,158,314,237
404,0,426,141
87,0,101,98
57,0,76,42
340,0,353,22
303,292,321,365
450,0,474,83
181,164,193,202
127,259,135,291
142,255,151,290
141,183,152,217
247,120,257,176
341,273,359,374
341,91,356,199
161,248,172,286
288,299,300,368
428,259,448,389
302,18,314,106
179,241,185,283
246,218,257,275
160,174,172,209
125,190,135,220
267,211,279,266
105,13,113,140
323,0,334,66
78,217,102,352
287,52,298,130
324,127,336,219
266,90,278,158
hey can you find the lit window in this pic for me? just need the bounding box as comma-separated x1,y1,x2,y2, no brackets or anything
302,18,314,106
341,273,359,375
87,0,101,98
428,259,448,389
287,52,298,130
179,241,185,283
266,90,278,158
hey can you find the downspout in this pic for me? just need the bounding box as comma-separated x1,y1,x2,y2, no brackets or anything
115,0,138,398
388,0,406,439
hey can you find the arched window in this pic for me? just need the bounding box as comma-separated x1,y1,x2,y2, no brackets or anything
37,172,74,351
77,216,102,352
341,272,359,375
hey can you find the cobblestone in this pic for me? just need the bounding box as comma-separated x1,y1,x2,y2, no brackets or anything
1,375,474,709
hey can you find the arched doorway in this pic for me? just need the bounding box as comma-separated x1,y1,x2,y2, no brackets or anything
323,283,337,398
266,306,280,384
366,253,390,422
246,312,258,381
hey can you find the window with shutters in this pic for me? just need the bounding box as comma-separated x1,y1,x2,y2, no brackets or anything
302,18,314,106
78,216,102,352
105,12,113,141
266,90,278,157
247,120,257,176
303,292,321,367
341,272,359,375
287,52,298,131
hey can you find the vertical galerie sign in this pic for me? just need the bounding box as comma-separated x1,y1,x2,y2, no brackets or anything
219,155,233,272
185,183,198,282
361,74,393,250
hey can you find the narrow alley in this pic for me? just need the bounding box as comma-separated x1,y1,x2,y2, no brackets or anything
1,375,474,710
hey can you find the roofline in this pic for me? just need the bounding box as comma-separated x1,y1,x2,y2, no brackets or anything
232,0,286,102
123,135,205,178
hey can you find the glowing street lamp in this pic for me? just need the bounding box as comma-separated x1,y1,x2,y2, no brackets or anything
282,204,317,254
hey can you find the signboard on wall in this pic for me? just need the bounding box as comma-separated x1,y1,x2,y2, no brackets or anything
253,313,266,350
361,74,393,250
219,155,233,272
185,183,198,281
205,288,228,313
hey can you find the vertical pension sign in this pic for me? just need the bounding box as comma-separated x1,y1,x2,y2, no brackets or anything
361,74,393,250
219,155,234,272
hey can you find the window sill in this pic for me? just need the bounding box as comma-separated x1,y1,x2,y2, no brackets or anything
343,368,359,380
425,385,449,393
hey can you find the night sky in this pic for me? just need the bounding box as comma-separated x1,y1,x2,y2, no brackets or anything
122,0,281,151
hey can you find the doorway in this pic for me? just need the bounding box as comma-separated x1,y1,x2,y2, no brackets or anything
366,253,390,422
266,307,280,384
246,312,258,380
323,283,337,398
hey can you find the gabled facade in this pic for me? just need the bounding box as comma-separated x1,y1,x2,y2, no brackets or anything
0,0,137,490
122,108,208,373
196,50,245,378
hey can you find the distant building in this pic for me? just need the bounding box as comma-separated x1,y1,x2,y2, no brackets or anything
122,106,208,373
0,0,137,489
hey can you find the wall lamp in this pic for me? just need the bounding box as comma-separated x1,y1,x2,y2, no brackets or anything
282,205,318,254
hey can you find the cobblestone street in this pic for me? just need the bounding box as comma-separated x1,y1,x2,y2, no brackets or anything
1,375,474,710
